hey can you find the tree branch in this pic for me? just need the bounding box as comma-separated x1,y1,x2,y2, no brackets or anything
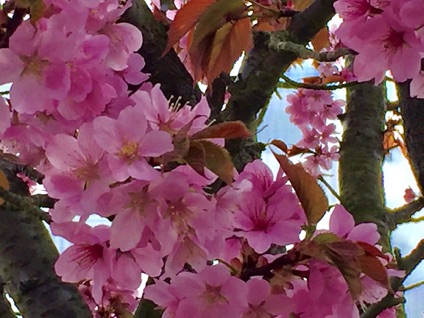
397,239,424,280
0,159,90,318
399,81,424,194
0,188,52,224
269,41,352,62
388,197,424,230
339,79,391,251
361,294,405,318
279,73,358,90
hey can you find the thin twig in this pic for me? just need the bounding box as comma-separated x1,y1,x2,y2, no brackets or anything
387,197,424,230
279,74,358,90
318,176,342,202
402,279,424,291
269,40,352,62
360,294,405,318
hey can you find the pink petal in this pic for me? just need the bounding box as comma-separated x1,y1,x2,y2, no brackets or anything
329,205,355,237
0,49,24,84
139,130,173,157
348,223,380,245
246,278,269,305
110,209,143,251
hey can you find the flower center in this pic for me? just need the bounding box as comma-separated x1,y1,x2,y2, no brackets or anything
202,284,227,304
118,141,139,162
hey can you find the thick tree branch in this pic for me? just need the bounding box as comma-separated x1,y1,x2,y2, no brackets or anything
339,81,391,251
0,159,91,318
121,0,201,106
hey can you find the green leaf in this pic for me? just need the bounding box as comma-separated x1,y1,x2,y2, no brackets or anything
313,232,340,244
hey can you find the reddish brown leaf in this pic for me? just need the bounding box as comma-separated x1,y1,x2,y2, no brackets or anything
292,0,314,11
188,0,248,82
287,145,309,157
191,0,246,49
197,140,234,184
322,75,347,85
302,76,322,84
205,18,252,83
270,139,288,154
357,241,389,260
163,133,191,164
297,240,327,261
326,240,364,261
359,255,391,291
272,152,329,224
311,27,330,52
301,238,366,300
325,240,364,300
164,0,216,54
184,141,207,177
192,121,251,139
331,257,362,300
0,169,10,205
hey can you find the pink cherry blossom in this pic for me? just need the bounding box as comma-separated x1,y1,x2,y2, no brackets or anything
52,222,112,302
98,180,160,252
111,244,164,288
329,204,380,245
145,265,247,318
132,85,210,135
92,105,173,181
403,187,417,203
0,98,10,134
334,0,388,22
339,10,424,83
233,191,302,253
243,278,295,317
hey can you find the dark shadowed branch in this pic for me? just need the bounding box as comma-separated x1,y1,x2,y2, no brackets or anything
121,0,201,106
0,159,91,318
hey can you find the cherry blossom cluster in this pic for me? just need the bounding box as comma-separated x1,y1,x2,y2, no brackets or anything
0,0,400,317
285,88,344,177
0,0,145,165
334,0,424,97
144,186,400,318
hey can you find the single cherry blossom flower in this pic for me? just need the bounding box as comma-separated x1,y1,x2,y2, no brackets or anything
93,105,173,181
